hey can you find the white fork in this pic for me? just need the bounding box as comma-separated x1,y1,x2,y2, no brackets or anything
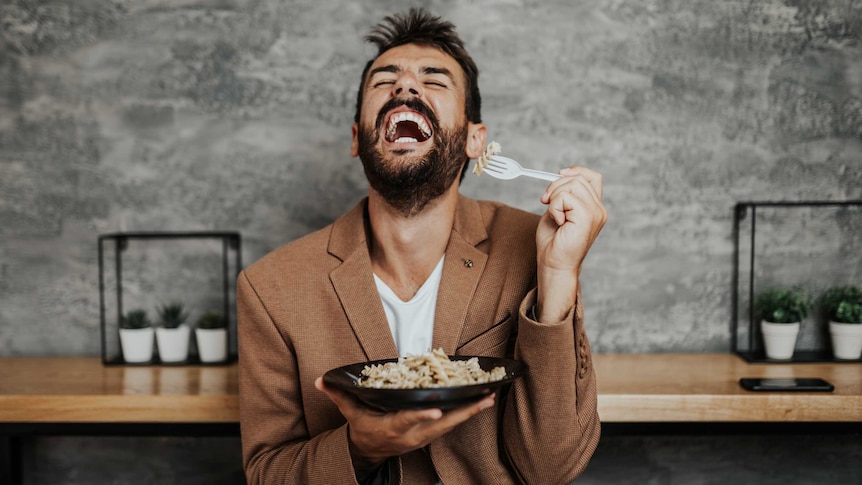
481,155,561,181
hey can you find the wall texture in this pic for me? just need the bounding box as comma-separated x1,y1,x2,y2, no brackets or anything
2,0,861,483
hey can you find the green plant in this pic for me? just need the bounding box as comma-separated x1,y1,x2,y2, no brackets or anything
157,302,189,329
196,311,226,330
754,287,810,323
121,309,152,329
819,286,862,324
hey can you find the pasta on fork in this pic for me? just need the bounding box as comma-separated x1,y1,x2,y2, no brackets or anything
472,141,501,176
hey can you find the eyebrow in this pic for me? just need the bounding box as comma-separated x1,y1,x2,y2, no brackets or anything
368,65,457,83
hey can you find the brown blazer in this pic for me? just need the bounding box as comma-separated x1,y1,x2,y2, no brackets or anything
238,195,600,485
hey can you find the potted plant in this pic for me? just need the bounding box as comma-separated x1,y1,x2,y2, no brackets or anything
819,285,862,360
754,287,810,360
155,302,191,363
119,309,154,363
195,311,228,363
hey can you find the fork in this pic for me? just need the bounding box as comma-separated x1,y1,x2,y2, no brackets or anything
482,155,561,181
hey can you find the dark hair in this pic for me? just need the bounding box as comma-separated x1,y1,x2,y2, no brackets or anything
353,8,482,124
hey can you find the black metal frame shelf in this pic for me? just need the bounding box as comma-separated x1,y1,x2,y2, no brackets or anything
98,231,242,366
731,200,862,363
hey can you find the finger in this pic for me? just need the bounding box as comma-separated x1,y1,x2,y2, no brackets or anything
393,408,443,431
366,395,494,454
315,376,344,404
546,179,601,226
392,388,498,433
559,166,603,198
315,376,335,397
551,179,600,210
547,193,583,227
542,170,602,207
549,194,604,232
547,173,602,208
315,376,367,418
542,165,601,197
429,393,495,430
541,176,571,204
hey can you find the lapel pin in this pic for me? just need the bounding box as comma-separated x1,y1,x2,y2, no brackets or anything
463,259,473,268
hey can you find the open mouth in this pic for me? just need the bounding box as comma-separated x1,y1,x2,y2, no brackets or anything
384,111,433,143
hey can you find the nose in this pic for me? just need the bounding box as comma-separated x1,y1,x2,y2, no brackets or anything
393,73,422,97
396,86,419,96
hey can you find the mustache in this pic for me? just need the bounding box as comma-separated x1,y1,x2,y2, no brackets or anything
374,97,439,132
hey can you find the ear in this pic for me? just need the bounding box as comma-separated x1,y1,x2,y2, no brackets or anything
350,123,359,157
465,122,487,160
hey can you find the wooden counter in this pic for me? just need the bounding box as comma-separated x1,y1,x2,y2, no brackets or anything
0,357,238,423
595,353,862,422
0,354,860,423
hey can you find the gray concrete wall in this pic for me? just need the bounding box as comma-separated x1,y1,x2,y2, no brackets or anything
2,0,861,483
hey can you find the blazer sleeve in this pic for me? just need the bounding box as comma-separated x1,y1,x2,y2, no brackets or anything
500,287,601,484
238,271,368,485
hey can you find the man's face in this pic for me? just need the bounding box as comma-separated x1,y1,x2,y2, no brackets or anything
351,44,485,216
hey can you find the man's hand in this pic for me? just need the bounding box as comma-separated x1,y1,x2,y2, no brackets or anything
314,377,495,474
535,166,607,323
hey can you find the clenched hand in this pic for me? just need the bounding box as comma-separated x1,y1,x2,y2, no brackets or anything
535,166,607,323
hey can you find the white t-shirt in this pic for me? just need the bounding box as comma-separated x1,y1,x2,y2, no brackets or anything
373,256,445,356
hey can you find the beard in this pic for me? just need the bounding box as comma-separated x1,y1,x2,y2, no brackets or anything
357,103,468,217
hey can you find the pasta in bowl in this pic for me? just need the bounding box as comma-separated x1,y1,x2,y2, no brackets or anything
323,349,526,411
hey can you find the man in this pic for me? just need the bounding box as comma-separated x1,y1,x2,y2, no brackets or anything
238,8,606,484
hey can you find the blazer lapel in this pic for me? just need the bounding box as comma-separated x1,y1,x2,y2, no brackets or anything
432,196,489,355
328,201,398,361
327,196,490,359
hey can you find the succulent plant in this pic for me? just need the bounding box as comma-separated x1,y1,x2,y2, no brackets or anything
820,286,862,324
121,309,152,329
157,302,190,329
196,311,226,330
754,287,810,323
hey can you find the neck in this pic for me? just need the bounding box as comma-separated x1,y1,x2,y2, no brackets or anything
367,183,459,301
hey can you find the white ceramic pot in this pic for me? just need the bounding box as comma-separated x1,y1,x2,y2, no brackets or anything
195,328,228,363
761,320,800,360
829,321,862,360
119,327,155,363
156,324,191,363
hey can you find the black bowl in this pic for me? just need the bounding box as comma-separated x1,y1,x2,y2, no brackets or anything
323,355,526,411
